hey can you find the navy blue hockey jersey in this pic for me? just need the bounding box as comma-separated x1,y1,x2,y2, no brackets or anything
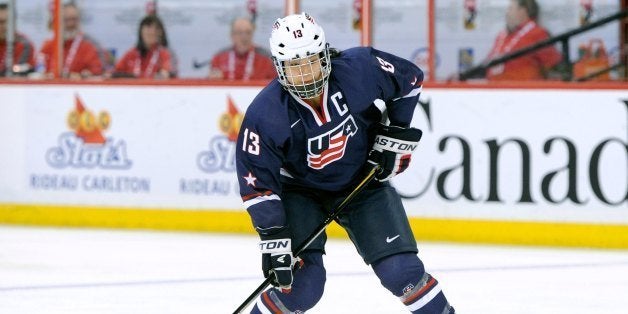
235,47,423,235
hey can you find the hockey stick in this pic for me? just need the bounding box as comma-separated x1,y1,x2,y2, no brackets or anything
232,165,380,313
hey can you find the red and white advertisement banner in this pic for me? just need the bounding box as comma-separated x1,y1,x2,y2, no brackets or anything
0,84,626,224
0,84,258,208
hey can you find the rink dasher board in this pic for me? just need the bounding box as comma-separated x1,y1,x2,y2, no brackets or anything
0,84,626,248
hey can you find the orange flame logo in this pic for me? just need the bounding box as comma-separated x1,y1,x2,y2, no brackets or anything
218,95,244,142
66,94,110,144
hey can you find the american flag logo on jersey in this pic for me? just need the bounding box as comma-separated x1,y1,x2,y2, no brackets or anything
307,115,358,169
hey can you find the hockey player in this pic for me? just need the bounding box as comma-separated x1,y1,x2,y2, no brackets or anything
235,12,455,313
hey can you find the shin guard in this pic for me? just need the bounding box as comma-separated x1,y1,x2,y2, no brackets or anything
372,253,454,313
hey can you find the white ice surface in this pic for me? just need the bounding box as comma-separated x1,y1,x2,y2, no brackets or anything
1,225,628,313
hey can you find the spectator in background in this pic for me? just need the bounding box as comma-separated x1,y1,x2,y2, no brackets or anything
208,17,276,81
40,2,106,79
0,3,36,76
114,15,177,79
483,0,562,81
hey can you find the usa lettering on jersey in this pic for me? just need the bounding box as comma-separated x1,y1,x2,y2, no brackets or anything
307,115,358,169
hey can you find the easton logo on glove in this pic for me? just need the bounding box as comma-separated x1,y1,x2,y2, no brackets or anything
259,239,291,253
259,236,302,292
368,124,422,182
373,137,419,153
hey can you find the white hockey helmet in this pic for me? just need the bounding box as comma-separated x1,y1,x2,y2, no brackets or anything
269,12,331,99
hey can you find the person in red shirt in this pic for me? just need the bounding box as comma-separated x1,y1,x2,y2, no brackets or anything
0,3,35,76
208,17,276,81
484,0,562,81
39,2,105,79
114,15,177,79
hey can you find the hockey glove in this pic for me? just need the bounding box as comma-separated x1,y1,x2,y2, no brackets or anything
367,124,423,182
259,230,302,293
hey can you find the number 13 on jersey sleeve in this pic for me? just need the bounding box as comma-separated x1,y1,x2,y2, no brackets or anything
242,128,260,156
